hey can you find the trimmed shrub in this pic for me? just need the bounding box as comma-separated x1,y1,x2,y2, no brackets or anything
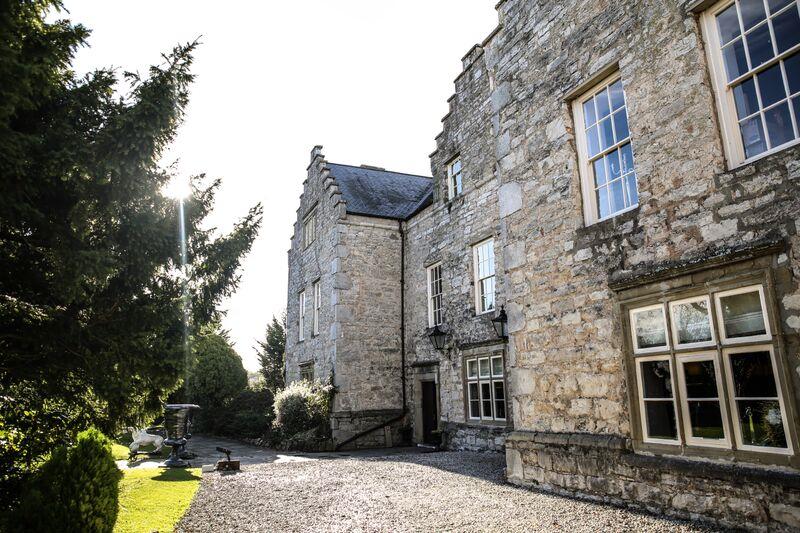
11,428,122,533
272,380,333,438
213,387,274,439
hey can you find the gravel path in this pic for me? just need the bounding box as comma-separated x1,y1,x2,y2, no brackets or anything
177,451,719,532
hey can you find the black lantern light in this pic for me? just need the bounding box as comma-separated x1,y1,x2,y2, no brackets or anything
428,325,448,350
491,306,508,339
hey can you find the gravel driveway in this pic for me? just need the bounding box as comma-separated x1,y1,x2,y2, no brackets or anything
176,451,717,532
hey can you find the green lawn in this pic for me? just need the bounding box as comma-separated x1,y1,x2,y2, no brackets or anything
112,443,131,461
115,467,201,533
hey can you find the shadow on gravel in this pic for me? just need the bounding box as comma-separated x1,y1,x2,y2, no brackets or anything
358,451,725,533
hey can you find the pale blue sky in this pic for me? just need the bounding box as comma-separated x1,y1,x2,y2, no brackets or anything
65,1,498,370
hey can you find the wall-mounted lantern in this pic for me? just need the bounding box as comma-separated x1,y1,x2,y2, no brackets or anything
428,325,448,350
491,306,508,339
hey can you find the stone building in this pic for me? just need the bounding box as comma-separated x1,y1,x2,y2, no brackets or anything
286,0,800,528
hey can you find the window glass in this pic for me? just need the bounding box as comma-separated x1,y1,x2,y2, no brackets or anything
640,360,678,441
629,283,791,455
717,288,768,340
631,306,668,352
728,350,787,448
428,264,443,327
480,382,493,418
478,357,490,378
712,0,800,160
468,383,480,419
447,158,463,199
467,359,478,379
578,76,638,222
465,355,505,422
671,297,714,346
493,381,506,420
303,211,316,248
681,359,726,440
491,356,503,377
298,291,306,341
474,240,496,313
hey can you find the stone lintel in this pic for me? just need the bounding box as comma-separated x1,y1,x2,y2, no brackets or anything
410,360,440,368
608,237,786,292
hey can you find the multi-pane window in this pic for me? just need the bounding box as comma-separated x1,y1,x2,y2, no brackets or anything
446,158,463,200
627,283,792,455
299,363,314,382
473,239,496,314
302,209,316,248
573,74,638,224
427,263,443,327
702,0,800,165
312,280,321,336
465,355,506,422
298,291,306,342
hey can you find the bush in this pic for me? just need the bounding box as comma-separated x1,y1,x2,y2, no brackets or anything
213,388,274,439
273,380,333,438
10,428,122,533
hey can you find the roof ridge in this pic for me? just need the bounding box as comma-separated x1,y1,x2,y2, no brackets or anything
328,161,432,180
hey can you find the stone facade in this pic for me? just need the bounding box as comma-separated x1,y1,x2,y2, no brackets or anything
286,148,409,448
403,40,513,451
286,0,800,527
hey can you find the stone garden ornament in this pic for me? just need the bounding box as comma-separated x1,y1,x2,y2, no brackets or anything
127,427,165,455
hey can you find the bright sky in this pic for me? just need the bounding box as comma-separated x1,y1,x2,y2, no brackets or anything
65,1,498,371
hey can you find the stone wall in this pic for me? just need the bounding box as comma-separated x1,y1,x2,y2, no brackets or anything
334,215,404,415
286,150,406,448
464,0,800,523
403,42,511,451
332,409,406,450
485,0,800,440
506,431,800,530
285,147,344,387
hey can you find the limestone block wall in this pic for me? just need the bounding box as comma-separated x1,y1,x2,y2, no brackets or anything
334,215,404,416
285,147,345,388
482,0,800,438
403,45,512,450
459,0,800,523
506,432,800,530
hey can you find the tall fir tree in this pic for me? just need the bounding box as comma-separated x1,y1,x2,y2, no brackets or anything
256,313,286,394
0,0,261,502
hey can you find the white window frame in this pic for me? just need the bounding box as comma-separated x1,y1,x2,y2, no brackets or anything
629,303,671,354
466,359,480,420
722,344,793,454
312,280,321,336
700,0,800,168
714,284,772,345
446,157,463,200
635,354,682,445
675,351,732,449
298,290,306,342
472,238,496,315
669,295,717,350
302,209,316,249
465,355,506,422
572,72,638,225
426,263,443,327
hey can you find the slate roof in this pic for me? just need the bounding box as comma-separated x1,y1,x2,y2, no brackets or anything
327,163,434,220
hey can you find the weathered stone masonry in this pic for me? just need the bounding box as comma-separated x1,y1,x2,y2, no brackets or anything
477,0,800,529
286,0,800,528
